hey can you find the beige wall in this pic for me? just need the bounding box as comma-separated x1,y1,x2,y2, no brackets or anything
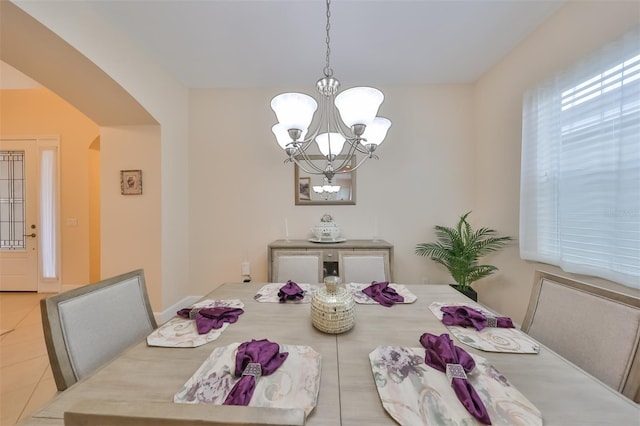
99,125,162,309
188,85,476,295
473,1,640,321
0,88,99,286
1,86,166,311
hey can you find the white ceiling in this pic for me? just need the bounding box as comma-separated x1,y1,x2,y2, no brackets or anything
3,0,565,89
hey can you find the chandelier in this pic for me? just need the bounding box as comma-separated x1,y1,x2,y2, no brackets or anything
270,0,391,184
313,177,340,200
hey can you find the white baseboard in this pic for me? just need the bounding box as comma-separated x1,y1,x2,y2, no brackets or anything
62,284,82,292
155,295,202,325
38,281,63,293
37,283,79,294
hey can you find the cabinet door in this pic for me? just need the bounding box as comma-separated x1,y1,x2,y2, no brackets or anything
271,250,324,283
338,250,391,283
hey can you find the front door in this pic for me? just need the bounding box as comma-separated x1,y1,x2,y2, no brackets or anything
0,139,38,291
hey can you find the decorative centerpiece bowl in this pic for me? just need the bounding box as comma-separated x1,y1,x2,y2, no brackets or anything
310,276,355,334
312,213,342,241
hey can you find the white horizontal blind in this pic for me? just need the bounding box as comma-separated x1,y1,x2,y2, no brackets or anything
520,29,640,289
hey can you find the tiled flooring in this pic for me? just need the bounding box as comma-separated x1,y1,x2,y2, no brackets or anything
0,292,57,425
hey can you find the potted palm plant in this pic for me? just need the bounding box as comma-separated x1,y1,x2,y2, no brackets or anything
415,212,513,300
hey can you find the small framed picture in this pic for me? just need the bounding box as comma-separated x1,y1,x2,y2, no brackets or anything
121,170,143,195
298,177,311,200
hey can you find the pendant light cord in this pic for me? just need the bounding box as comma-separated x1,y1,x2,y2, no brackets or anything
323,0,333,78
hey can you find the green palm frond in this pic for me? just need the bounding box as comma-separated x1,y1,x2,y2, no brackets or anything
415,211,513,291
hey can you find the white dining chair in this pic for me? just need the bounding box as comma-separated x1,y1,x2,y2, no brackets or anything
272,250,323,283
522,270,640,402
41,269,157,391
339,250,391,283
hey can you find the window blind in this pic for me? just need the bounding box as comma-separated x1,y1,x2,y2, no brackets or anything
520,29,640,289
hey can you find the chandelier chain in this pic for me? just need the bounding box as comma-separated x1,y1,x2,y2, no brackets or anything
323,0,333,77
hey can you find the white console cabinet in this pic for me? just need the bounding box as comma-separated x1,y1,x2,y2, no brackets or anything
268,239,394,282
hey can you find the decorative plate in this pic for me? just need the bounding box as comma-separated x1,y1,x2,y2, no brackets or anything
428,302,540,353
369,345,542,426
174,342,322,417
308,237,347,243
146,299,244,348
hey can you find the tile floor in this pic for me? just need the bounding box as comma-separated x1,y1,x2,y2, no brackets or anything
0,292,58,425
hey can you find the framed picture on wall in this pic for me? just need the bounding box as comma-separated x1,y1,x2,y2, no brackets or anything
298,177,311,200
121,170,143,195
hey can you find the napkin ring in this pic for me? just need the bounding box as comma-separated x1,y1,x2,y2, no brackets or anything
486,316,498,327
446,363,467,383
242,363,262,381
188,308,201,320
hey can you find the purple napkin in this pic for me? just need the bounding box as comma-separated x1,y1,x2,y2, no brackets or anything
362,281,404,307
441,305,514,331
223,339,289,406
177,306,244,334
278,280,305,303
420,333,491,425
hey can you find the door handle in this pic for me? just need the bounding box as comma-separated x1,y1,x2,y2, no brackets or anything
24,233,36,238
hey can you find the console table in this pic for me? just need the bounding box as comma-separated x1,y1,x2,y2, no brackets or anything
267,239,394,282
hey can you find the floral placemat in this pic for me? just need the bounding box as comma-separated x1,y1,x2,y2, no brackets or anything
346,283,417,304
253,283,318,303
146,299,244,348
369,345,542,426
174,342,321,417
429,302,539,353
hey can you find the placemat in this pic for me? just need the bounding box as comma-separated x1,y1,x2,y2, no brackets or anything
146,299,244,348
347,283,417,304
254,283,318,303
429,302,539,353
369,345,542,426
174,342,321,417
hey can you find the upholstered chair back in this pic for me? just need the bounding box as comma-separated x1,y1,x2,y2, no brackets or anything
522,270,640,402
273,251,323,284
41,269,157,391
339,250,391,284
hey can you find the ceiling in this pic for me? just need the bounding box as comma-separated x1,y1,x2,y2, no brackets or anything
3,0,565,90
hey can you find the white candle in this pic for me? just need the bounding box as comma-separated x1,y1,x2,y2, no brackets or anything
285,218,290,240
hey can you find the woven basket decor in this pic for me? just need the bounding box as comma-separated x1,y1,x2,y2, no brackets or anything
310,286,355,334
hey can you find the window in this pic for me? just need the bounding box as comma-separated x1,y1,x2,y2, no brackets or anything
520,29,640,289
41,147,58,279
0,151,26,250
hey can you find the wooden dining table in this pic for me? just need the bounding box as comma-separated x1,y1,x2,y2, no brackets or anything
20,283,639,425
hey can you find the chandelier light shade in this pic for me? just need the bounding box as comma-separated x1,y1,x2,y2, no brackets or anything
315,133,346,159
361,117,392,147
270,0,391,184
270,93,318,133
334,87,384,127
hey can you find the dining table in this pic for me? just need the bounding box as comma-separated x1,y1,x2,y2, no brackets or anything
20,282,640,425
